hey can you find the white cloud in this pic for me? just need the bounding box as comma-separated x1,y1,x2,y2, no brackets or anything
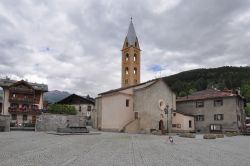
0,0,250,97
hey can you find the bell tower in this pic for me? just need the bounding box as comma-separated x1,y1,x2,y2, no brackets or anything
121,19,141,87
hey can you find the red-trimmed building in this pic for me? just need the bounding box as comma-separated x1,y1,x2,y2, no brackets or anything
0,79,48,126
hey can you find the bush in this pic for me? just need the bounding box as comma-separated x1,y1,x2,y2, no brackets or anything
203,134,216,139
216,134,224,138
48,104,77,115
225,132,238,137
179,133,196,138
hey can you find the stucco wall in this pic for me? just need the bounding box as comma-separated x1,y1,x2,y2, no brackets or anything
0,115,10,131
177,97,243,133
36,113,85,132
172,112,194,132
71,104,94,117
134,80,176,132
99,93,134,131
3,89,10,115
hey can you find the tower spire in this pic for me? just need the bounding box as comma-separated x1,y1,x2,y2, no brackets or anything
121,18,141,87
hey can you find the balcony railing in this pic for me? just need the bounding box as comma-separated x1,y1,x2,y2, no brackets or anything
9,87,34,94
8,107,48,114
9,98,34,103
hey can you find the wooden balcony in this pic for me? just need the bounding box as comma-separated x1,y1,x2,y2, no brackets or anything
9,87,34,94
8,107,47,114
9,98,34,104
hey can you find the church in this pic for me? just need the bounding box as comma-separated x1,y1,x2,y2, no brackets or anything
93,19,194,134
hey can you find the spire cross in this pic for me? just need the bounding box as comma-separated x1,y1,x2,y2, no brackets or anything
130,17,133,22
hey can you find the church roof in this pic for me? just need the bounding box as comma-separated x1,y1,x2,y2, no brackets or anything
126,20,137,45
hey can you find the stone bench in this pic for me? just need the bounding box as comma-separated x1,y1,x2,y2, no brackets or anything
57,126,89,133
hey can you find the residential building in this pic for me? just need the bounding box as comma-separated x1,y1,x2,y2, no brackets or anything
0,79,48,126
57,94,95,118
176,89,246,133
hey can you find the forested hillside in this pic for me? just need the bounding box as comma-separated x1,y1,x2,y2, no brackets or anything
163,66,250,102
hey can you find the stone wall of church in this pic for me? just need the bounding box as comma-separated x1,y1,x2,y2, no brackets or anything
134,79,176,133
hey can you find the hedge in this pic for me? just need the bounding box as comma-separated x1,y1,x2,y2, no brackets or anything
48,104,77,115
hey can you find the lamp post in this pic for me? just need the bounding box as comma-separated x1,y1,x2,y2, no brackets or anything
164,104,169,134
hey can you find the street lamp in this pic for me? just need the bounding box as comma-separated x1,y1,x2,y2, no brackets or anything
164,104,169,133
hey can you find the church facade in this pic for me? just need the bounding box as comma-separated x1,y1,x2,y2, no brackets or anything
93,19,194,133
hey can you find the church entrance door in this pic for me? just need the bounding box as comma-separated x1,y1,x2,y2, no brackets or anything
159,120,164,130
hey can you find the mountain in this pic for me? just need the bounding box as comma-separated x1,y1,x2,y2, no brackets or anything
163,66,250,102
44,90,71,103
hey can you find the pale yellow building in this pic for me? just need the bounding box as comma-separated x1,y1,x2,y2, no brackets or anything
94,78,176,133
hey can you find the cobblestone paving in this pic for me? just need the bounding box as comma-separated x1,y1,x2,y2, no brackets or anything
0,132,249,166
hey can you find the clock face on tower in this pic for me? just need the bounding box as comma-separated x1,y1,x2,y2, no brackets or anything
121,19,141,88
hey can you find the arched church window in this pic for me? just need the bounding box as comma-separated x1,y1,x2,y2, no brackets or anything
134,68,137,75
134,54,137,62
126,53,129,62
125,67,129,75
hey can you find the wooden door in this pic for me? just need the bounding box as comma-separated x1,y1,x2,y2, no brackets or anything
32,116,36,124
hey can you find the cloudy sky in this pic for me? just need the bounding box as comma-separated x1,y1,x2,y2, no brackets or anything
0,0,250,96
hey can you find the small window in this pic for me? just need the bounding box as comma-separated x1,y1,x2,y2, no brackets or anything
135,112,138,119
126,42,128,47
125,53,129,62
214,99,223,107
210,124,222,132
173,113,176,116
177,124,181,128
125,68,129,75
79,106,81,112
126,99,129,107
134,68,137,75
23,114,27,121
196,101,204,108
12,114,17,120
172,124,177,128
196,115,204,121
135,42,137,47
214,114,223,121
189,120,192,128
134,54,137,61
87,105,91,111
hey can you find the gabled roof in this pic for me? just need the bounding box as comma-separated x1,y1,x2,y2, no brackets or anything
126,20,137,45
0,78,48,92
98,79,159,96
10,80,34,90
57,94,95,105
177,89,240,102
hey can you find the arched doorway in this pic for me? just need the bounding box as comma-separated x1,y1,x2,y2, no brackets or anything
159,120,164,130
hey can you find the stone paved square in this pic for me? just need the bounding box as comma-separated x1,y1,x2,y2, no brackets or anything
0,131,249,166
